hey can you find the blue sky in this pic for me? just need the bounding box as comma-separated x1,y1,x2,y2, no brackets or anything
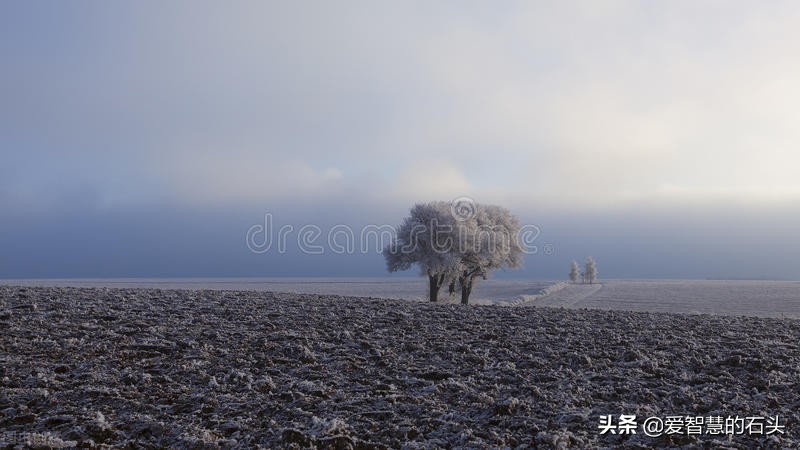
2,1,800,279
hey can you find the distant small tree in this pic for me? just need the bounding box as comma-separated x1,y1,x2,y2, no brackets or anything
569,260,580,283
585,256,598,284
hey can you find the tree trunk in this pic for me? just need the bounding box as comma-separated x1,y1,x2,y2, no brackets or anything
460,277,473,305
428,274,440,302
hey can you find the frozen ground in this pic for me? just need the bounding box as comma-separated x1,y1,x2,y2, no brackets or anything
8,278,800,317
1,278,555,306
1,285,799,448
530,280,800,319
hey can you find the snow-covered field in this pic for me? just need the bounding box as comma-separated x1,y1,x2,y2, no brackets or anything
532,279,800,319
2,278,555,306
1,285,798,448
6,278,800,317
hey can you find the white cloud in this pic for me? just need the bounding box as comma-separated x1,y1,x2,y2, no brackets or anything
390,160,472,202
157,146,345,204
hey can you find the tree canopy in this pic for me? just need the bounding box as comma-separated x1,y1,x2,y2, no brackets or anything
384,200,523,304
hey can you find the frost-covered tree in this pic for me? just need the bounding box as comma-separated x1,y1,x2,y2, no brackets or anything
452,204,524,304
383,202,459,302
585,256,598,284
384,200,524,304
569,260,580,283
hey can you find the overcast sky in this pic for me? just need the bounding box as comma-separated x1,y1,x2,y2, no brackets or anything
2,1,799,279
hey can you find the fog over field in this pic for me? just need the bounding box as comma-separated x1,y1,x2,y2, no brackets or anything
2,2,800,280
